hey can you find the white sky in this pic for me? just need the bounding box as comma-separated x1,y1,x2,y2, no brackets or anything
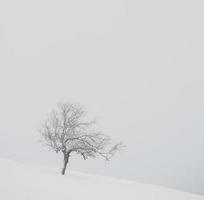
0,0,204,195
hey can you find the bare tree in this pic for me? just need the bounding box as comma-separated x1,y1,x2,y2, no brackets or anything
39,102,123,175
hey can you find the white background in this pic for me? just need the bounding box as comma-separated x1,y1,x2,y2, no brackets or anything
0,0,204,195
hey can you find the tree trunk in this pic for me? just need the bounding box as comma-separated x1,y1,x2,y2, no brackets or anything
61,153,70,175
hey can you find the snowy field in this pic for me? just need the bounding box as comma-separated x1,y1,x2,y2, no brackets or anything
0,158,203,200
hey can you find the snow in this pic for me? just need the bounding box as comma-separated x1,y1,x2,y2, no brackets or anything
0,158,203,200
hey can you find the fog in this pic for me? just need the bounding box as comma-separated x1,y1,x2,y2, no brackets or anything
0,0,204,195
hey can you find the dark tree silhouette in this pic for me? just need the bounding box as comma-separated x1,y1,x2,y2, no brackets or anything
39,102,123,175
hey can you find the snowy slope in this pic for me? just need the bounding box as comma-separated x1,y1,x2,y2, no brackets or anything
0,158,203,200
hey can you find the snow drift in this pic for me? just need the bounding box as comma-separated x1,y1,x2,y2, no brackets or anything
0,158,203,200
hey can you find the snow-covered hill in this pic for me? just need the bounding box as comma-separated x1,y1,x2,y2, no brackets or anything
0,158,203,200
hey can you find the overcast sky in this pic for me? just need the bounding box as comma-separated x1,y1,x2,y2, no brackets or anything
0,0,204,195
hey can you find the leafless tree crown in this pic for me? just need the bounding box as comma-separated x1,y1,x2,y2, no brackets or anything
39,102,122,161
